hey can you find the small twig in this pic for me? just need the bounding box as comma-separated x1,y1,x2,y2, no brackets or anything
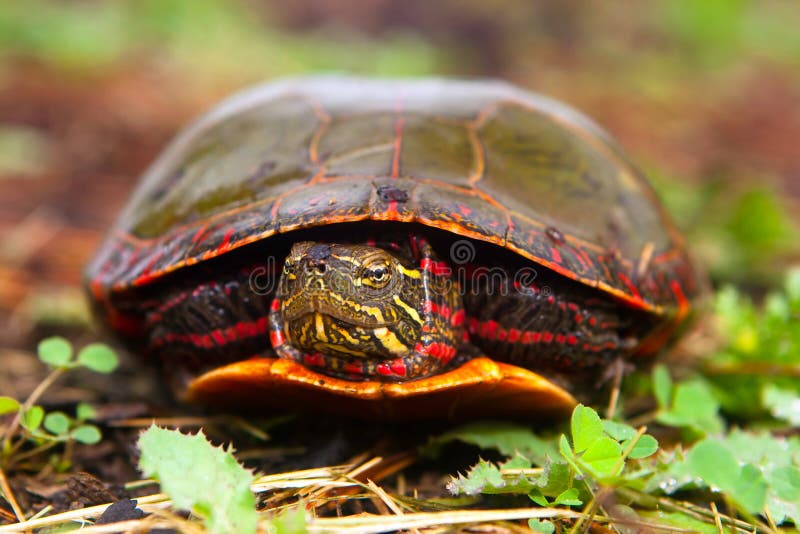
0,464,25,522
710,501,724,534
606,358,625,419
1,367,65,454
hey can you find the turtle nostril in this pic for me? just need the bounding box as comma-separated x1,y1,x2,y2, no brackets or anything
304,260,327,275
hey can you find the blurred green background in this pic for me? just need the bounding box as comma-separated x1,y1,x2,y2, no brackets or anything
0,0,798,349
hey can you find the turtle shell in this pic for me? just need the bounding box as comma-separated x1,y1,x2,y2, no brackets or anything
86,77,704,418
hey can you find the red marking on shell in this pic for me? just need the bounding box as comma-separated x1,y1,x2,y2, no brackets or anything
617,272,642,301
451,309,465,327
215,228,235,255
670,279,690,319
385,199,400,217
270,298,280,312
376,362,392,376
566,334,578,345
542,332,554,343
191,225,208,244
550,246,563,264
507,329,521,343
391,109,404,178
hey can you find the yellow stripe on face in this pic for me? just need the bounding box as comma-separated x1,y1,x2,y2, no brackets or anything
392,295,421,325
314,342,368,358
397,265,421,279
314,313,328,342
373,326,411,356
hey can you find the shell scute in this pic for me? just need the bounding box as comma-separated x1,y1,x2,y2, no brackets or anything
88,77,703,317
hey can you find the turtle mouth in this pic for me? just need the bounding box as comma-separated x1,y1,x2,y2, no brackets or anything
285,296,394,328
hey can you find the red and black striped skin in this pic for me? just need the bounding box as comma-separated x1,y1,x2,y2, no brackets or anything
85,77,705,417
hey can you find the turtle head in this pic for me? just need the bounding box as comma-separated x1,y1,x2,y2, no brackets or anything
276,241,425,361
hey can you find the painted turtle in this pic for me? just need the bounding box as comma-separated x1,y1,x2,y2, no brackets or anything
86,77,703,419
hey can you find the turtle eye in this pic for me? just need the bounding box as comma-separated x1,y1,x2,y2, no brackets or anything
363,263,391,288
283,261,296,277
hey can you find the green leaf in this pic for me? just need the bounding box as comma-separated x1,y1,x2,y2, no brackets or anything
625,434,659,459
76,343,119,373
554,487,582,506
571,404,603,453
37,336,73,367
43,411,70,435
0,396,20,415
786,268,800,306
685,438,767,514
265,506,307,534
447,460,506,495
763,385,800,426
426,421,557,465
652,364,672,409
580,436,623,478
601,420,637,441
75,402,97,422
656,379,723,434
20,406,44,432
528,519,555,533
71,425,102,444
734,463,768,515
138,426,257,534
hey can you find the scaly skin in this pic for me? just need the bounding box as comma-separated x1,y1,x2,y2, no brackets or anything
142,234,641,388
269,237,465,381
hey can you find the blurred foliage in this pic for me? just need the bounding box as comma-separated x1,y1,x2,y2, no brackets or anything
0,0,446,82
650,172,798,285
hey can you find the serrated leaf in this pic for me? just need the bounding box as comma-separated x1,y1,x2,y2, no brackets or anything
38,336,72,367
533,459,572,497
625,434,659,459
44,411,70,435
426,421,556,465
554,487,582,506
447,460,506,495
0,396,19,415
652,364,672,409
76,343,119,373
580,436,623,478
71,425,102,444
20,406,44,432
138,426,257,534
571,404,603,453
